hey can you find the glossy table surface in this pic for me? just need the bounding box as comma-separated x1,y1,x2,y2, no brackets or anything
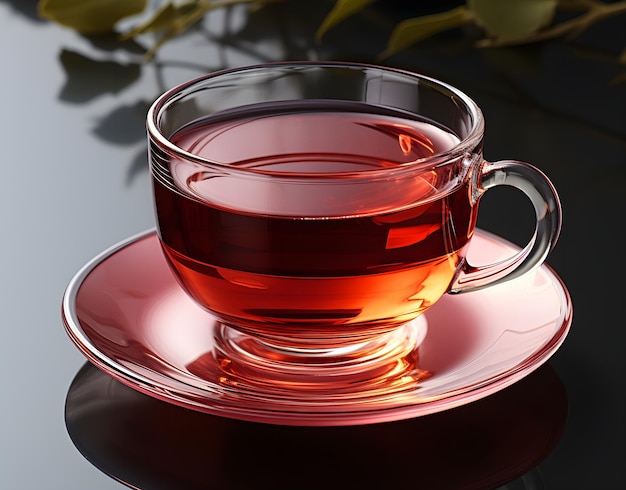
1,1,624,488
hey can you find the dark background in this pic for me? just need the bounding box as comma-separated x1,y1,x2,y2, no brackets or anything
1,1,624,488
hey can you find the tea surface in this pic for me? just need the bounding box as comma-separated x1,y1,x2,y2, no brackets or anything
152,102,476,338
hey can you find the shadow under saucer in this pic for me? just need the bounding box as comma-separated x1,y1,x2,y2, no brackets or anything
65,362,567,490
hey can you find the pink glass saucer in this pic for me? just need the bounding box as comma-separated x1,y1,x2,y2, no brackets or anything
62,229,572,426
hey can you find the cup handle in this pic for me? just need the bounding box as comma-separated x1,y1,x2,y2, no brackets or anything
449,159,562,294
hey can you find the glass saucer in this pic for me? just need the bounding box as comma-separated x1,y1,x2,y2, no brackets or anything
62,229,572,426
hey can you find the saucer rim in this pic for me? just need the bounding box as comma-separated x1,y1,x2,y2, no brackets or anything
62,228,572,426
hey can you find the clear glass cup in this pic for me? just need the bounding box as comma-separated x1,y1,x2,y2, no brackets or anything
147,62,561,393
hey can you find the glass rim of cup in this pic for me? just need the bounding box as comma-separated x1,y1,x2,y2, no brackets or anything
146,61,485,180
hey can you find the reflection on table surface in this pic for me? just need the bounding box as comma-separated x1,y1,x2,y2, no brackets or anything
66,362,567,489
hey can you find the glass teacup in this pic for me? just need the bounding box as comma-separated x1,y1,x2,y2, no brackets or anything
147,62,561,392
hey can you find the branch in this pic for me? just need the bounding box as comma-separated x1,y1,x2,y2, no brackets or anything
477,0,626,47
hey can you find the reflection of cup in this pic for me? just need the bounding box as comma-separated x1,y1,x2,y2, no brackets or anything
65,362,567,489
147,62,561,382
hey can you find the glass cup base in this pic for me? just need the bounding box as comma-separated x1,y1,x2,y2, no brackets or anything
208,317,430,398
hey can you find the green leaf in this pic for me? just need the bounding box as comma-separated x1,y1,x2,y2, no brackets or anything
38,0,148,35
121,1,199,38
468,0,557,41
379,6,472,59
316,0,376,42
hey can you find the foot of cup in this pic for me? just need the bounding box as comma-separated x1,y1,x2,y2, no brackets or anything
211,316,430,398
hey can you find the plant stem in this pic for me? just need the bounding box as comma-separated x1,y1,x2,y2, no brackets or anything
477,0,626,47
143,0,281,60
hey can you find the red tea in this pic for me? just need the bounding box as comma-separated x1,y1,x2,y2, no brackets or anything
151,102,477,342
